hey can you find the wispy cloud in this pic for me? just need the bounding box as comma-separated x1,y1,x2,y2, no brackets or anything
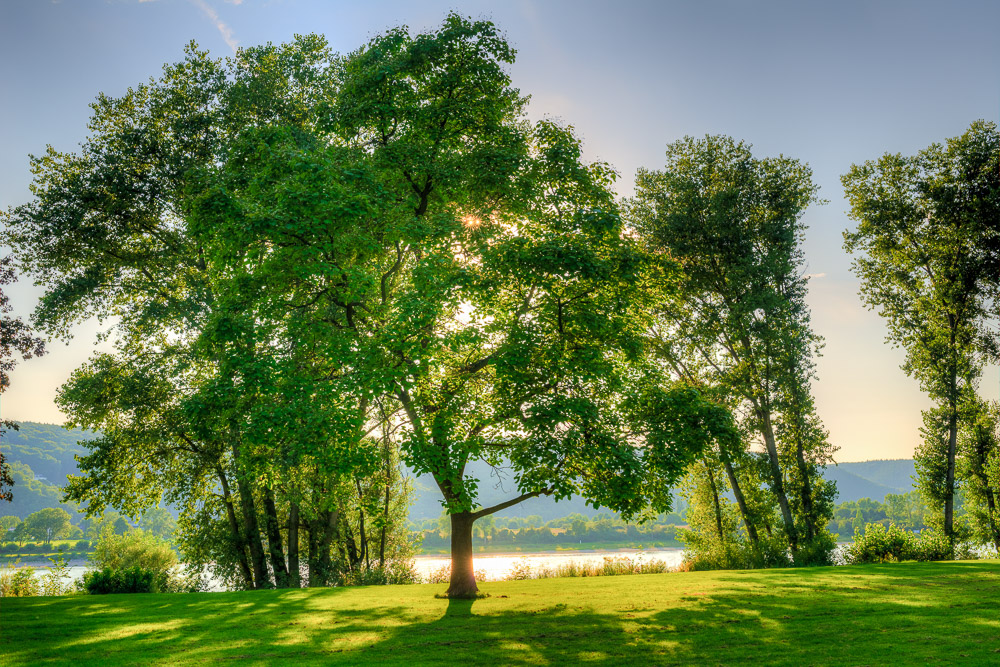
190,0,238,53
805,272,827,280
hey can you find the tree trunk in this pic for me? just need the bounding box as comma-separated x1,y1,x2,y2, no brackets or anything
287,501,300,587
794,434,816,542
944,400,958,540
307,519,320,587
216,466,254,588
379,482,390,566
705,460,725,539
307,509,339,587
759,409,798,552
262,486,290,587
354,478,369,571
721,457,760,546
446,512,478,599
236,477,270,589
230,424,270,588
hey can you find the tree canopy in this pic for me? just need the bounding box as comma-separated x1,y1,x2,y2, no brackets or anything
842,120,1000,541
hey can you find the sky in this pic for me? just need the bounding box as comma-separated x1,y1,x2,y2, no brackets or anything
1,0,998,462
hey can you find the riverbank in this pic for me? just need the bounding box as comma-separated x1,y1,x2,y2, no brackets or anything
415,540,683,555
4,561,998,665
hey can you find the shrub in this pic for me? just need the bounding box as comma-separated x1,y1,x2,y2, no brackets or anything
341,561,421,586
74,540,91,551
845,523,978,564
90,529,177,572
681,534,791,571
793,532,838,567
83,566,163,594
847,523,915,564
86,528,203,593
0,563,40,597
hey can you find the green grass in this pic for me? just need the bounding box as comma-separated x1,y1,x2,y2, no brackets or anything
4,561,999,666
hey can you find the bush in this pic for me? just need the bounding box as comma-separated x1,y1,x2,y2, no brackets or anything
680,533,792,571
847,523,915,564
85,528,202,593
0,564,40,597
845,523,979,564
74,540,91,551
83,566,163,594
341,561,421,586
793,532,838,567
90,529,177,572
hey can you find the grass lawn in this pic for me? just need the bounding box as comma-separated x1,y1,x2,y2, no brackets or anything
4,561,999,666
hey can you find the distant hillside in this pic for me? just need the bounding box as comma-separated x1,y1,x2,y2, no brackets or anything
822,467,897,503
1,422,96,520
833,459,916,494
1,422,920,523
3,421,97,483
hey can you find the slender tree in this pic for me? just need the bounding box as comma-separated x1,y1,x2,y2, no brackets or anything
842,120,1000,541
629,135,835,561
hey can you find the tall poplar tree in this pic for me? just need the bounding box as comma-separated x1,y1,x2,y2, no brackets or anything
629,135,836,562
842,120,1000,541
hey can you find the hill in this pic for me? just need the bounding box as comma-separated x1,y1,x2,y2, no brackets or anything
1,422,99,520
2,422,921,523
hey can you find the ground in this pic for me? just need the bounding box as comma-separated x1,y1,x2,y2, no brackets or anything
3,561,998,665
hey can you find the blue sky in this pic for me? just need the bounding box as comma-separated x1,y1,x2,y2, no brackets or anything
1,0,998,461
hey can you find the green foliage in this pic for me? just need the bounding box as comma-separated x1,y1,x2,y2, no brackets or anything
89,528,177,573
0,563,40,597
845,523,976,564
957,399,1000,548
843,120,1000,540
846,523,916,563
24,507,72,545
339,561,421,587
630,134,834,562
83,567,162,595
87,528,203,593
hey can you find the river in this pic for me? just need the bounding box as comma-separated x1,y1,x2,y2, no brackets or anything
24,548,686,590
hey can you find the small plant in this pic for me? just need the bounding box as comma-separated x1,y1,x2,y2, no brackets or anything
0,561,41,597
504,555,673,581
41,553,72,596
424,564,486,584
341,561,422,586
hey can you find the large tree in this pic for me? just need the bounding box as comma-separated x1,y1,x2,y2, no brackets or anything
842,120,1000,541
628,135,836,563
188,16,735,598
3,35,408,590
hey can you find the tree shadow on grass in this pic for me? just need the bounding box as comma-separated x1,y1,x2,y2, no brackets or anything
5,562,1000,666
